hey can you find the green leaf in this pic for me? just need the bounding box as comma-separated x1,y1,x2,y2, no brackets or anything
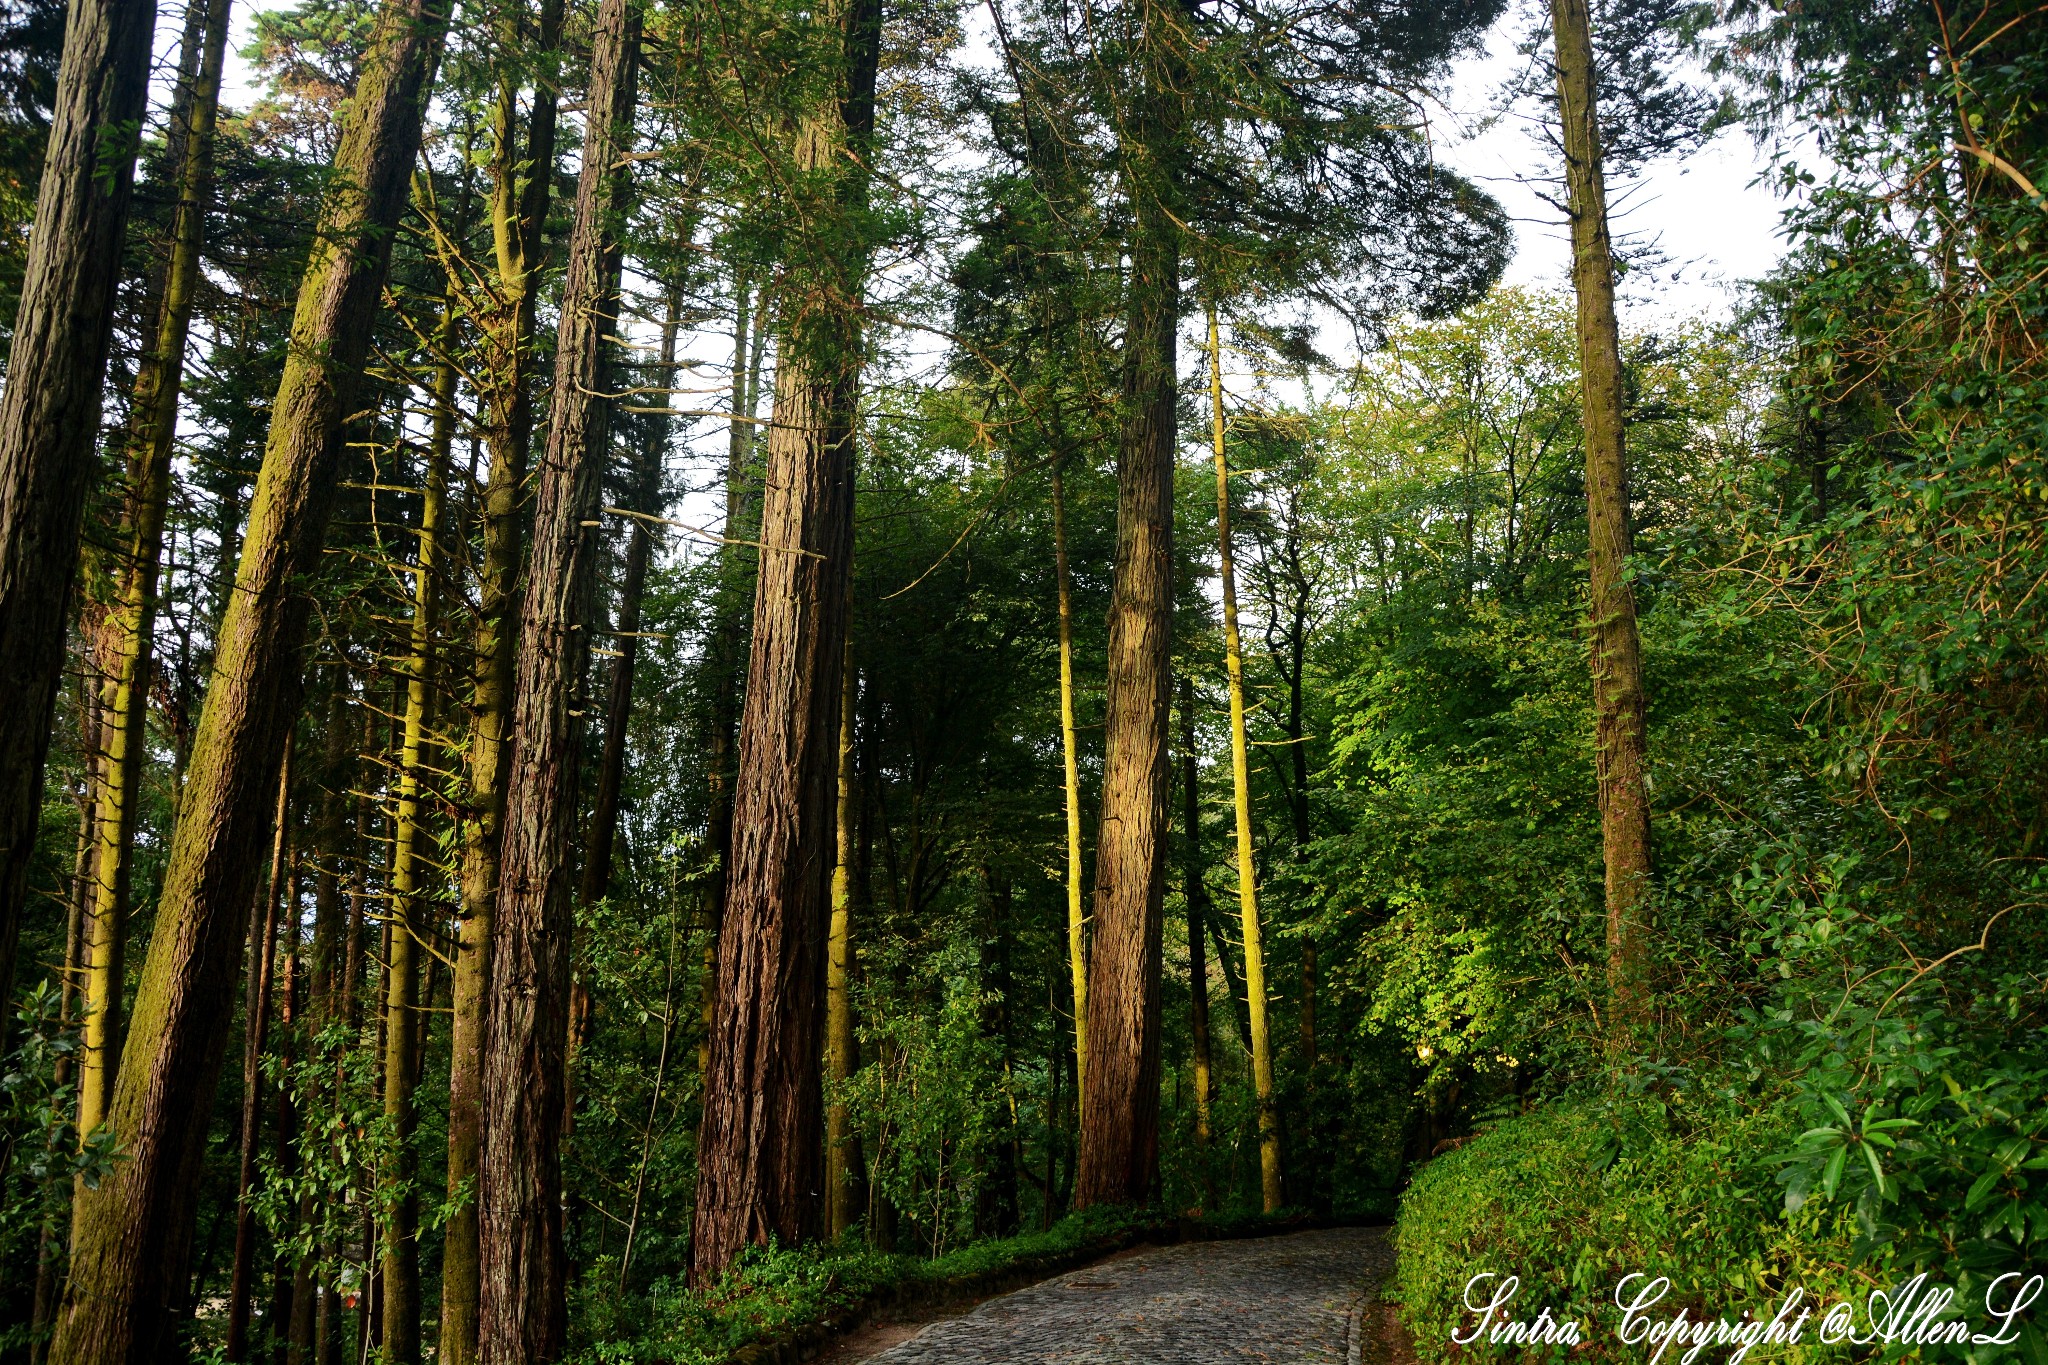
1823,1145,1848,1197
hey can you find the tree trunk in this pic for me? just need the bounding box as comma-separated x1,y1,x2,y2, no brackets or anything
380,327,456,1365
1205,302,1282,1212
1074,60,1179,1206
476,1,638,1355
50,0,449,1351
77,0,231,1142
226,755,290,1363
28,831,90,1364
443,16,564,1358
564,286,679,1142
1550,0,1651,1037
824,641,858,1240
265,885,303,1364
1177,678,1214,1212
689,0,879,1285
0,0,156,1012
1050,458,1087,1097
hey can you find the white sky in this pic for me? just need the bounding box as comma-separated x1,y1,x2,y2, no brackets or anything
1431,15,1791,326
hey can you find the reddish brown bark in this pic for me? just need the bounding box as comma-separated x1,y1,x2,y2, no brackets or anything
477,1,638,1357
1074,186,1178,1212
689,0,879,1287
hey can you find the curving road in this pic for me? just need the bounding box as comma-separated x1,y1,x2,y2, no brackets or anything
856,1226,1394,1364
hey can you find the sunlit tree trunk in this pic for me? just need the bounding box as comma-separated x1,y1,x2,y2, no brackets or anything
50,0,449,1350
1177,678,1214,1212
1075,15,1181,1201
78,0,228,1138
690,0,879,1284
1050,458,1088,1096
380,330,457,1365
1550,0,1651,1036
824,640,859,1240
0,0,156,1012
443,14,563,1359
477,0,638,1353
1206,302,1281,1212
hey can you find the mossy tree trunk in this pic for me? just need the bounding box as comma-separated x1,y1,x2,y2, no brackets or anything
824,640,858,1240
78,0,233,1145
1177,677,1214,1212
477,0,638,1354
442,13,563,1360
1550,0,1652,1036
0,0,156,1014
380,321,458,1365
49,0,449,1351
1050,458,1088,1097
1204,302,1281,1212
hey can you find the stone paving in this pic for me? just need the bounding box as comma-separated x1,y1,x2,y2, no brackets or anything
861,1226,1391,1364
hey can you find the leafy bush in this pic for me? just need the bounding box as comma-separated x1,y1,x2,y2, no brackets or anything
567,1204,1159,1363
1393,1092,1863,1362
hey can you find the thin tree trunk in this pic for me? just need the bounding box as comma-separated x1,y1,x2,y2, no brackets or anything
1177,678,1213,1212
690,0,879,1285
0,0,156,1010
824,640,858,1240
28,832,90,1364
226,755,291,1363
1050,458,1087,1098
443,16,564,1357
266,875,303,1363
1205,303,1282,1212
50,0,450,1352
380,329,457,1365
476,1,638,1354
564,286,679,1139
1074,37,1180,1205
1550,0,1651,1036
617,900,680,1287
77,0,231,1141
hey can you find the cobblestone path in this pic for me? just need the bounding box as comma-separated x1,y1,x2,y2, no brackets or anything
862,1226,1391,1364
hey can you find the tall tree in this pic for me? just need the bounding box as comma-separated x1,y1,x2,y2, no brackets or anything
1205,302,1281,1211
689,0,881,1283
824,640,858,1240
1051,456,1088,1095
224,756,291,1364
0,0,155,1011
1177,677,1214,1212
1075,0,1184,1208
77,0,231,1139
443,11,565,1358
1550,0,1651,1033
476,0,639,1352
49,0,451,1349
380,305,459,1365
